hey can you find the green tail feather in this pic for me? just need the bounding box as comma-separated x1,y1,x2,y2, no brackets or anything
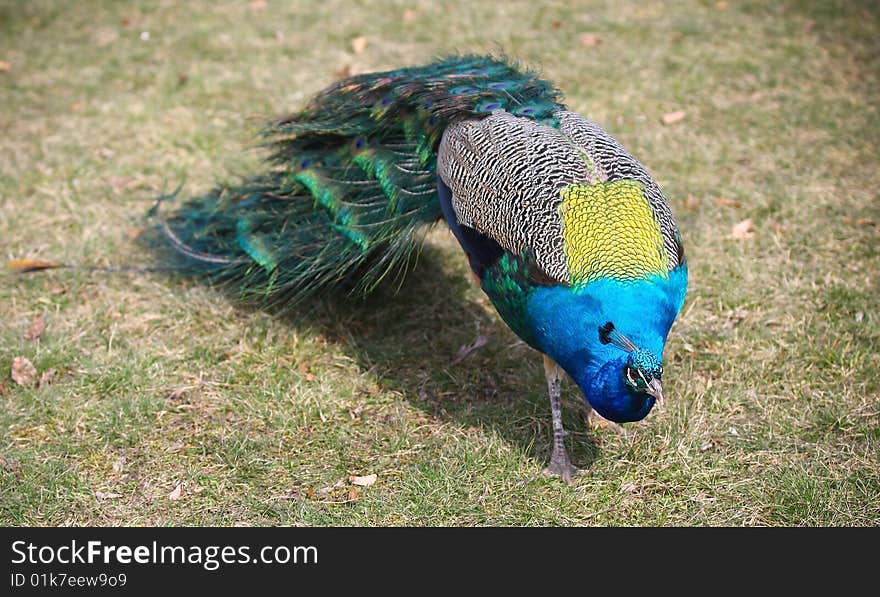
145,55,565,308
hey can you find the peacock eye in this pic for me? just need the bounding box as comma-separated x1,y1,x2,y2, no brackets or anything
624,366,647,389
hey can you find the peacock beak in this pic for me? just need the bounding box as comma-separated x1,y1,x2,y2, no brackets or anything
646,379,664,406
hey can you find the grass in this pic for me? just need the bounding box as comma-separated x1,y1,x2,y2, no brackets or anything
1,0,878,526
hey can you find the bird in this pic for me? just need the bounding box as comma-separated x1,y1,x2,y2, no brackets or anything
142,55,688,483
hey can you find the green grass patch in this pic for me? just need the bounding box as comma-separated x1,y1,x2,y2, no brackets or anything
1,0,878,525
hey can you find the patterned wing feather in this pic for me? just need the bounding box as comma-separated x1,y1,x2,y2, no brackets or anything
438,111,590,284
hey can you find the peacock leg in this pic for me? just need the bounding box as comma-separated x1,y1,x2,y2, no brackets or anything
542,354,579,484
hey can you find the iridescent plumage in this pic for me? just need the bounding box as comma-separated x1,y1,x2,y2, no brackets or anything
148,56,688,482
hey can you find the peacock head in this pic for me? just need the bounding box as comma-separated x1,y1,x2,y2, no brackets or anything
623,348,664,406
597,321,664,408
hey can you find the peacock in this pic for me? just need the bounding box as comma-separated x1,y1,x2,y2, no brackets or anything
138,56,689,482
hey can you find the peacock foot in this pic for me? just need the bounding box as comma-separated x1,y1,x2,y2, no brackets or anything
543,449,581,485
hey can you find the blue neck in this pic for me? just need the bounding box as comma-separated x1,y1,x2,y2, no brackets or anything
524,267,687,422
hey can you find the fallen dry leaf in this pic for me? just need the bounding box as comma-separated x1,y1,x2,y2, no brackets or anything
350,36,368,55
579,33,602,47
39,369,56,387
168,483,182,501
166,442,185,453
731,218,755,240
661,110,687,125
348,405,366,421
6,259,64,273
335,64,368,79
95,491,122,501
716,1,728,10
451,334,489,365
0,60,10,72
316,479,346,498
716,198,742,208
24,314,46,341
11,357,37,387
108,177,133,191
298,361,315,382
684,195,701,211
348,486,359,501
723,308,751,329
0,455,19,472
249,0,267,10
350,473,377,487
165,386,188,401
803,19,815,33
402,8,421,23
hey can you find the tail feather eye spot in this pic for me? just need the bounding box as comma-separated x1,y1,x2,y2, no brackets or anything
478,102,502,112
451,85,480,95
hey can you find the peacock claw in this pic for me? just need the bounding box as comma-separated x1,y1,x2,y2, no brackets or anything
543,452,581,485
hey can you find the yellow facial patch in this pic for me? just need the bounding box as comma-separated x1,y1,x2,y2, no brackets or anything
559,179,667,284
